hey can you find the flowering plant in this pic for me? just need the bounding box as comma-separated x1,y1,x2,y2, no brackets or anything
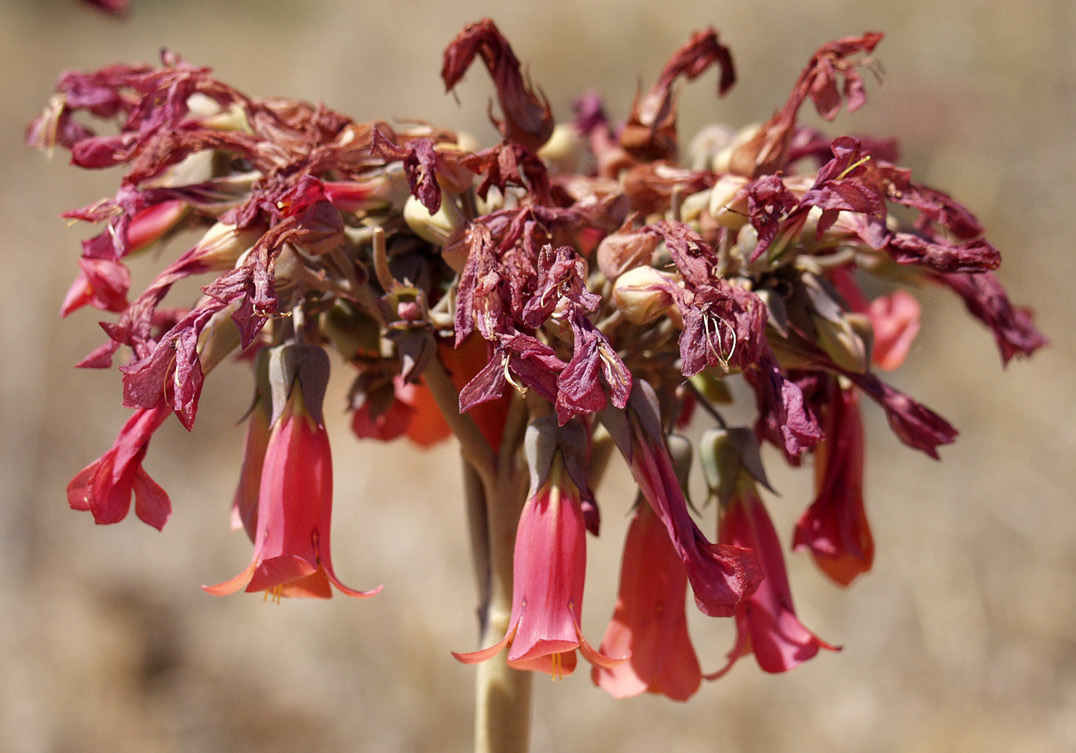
31,16,1044,753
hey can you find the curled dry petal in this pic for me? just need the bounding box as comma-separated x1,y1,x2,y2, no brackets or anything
938,271,1048,364
729,32,883,177
621,28,735,161
441,18,553,152
744,354,823,461
849,373,957,459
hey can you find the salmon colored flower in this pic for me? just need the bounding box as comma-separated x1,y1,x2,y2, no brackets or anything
867,290,921,371
67,399,172,530
205,346,380,600
351,376,451,448
794,383,873,586
454,420,623,676
592,500,701,700
710,473,838,678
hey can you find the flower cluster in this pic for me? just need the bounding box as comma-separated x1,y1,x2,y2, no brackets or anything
33,19,1044,699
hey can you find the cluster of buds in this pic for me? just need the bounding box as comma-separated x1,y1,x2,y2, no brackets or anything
33,19,1044,700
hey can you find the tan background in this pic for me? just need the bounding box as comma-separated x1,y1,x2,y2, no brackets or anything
2,1,1074,751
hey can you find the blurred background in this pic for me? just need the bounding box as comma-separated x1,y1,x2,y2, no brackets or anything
2,1,1073,751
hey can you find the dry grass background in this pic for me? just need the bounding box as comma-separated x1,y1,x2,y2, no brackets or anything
2,1,1074,751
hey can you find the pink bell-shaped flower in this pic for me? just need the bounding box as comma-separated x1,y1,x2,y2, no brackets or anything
205,345,380,600
454,419,623,676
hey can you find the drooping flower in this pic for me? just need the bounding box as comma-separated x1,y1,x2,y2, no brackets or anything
593,497,701,700
793,382,873,586
704,430,838,677
66,399,172,530
599,382,763,618
205,345,380,600
454,419,623,676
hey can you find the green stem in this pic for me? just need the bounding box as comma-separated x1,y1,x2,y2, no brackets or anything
474,459,531,753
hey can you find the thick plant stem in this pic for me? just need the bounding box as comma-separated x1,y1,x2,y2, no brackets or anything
473,628,532,753
473,434,532,753
425,352,533,753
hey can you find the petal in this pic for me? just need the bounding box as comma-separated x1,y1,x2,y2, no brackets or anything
575,623,627,671
202,560,259,596
452,629,515,665
67,461,100,513
132,467,172,531
323,563,383,599
245,555,318,593
509,649,578,676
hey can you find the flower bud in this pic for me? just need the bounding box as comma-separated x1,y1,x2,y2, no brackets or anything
538,123,584,174
403,190,464,245
813,313,869,374
713,122,761,174
323,301,382,361
197,299,242,375
127,200,188,253
596,231,660,280
612,266,678,325
687,123,736,171
707,174,749,230
192,221,263,269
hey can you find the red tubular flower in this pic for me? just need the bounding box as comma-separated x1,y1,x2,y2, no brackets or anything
206,346,380,600
67,400,172,530
593,500,701,700
454,422,622,676
794,384,873,586
710,475,838,678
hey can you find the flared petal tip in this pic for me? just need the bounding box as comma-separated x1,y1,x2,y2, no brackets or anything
452,632,513,665
576,626,629,670
331,580,384,599
202,560,260,597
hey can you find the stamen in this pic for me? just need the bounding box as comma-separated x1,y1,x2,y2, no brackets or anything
503,355,528,397
702,314,738,370
598,342,629,392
